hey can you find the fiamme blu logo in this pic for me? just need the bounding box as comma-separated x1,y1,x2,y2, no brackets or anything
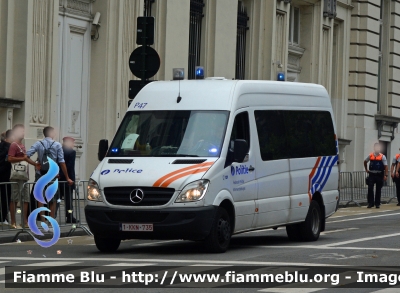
27,157,61,248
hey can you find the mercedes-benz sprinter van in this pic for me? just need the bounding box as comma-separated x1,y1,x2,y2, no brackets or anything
85,79,339,253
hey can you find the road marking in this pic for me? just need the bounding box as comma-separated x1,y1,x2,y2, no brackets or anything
105,263,156,266
190,264,232,266
0,257,340,267
255,245,400,252
321,228,358,234
332,208,390,218
259,288,325,292
0,262,13,284
324,232,400,247
134,240,182,246
370,288,400,293
327,212,400,223
23,261,81,266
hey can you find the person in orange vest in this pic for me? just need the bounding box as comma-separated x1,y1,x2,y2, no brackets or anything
363,143,388,208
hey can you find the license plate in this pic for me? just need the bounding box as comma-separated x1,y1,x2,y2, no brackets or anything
120,223,153,232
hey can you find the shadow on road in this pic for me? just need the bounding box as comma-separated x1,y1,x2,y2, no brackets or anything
89,234,294,256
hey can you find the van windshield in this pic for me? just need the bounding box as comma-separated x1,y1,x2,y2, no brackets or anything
107,110,229,157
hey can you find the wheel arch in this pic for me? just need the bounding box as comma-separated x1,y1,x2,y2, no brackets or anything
212,190,236,233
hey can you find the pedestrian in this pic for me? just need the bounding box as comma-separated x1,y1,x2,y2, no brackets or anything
26,126,73,223
0,129,14,225
57,136,78,223
390,154,400,206
8,124,39,228
364,143,388,208
0,132,5,142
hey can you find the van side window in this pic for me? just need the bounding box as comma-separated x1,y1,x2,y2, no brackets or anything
255,110,289,160
285,111,336,157
225,112,250,167
255,110,336,161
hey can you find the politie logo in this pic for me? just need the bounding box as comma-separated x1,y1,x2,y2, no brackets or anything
231,165,249,176
100,169,110,175
27,157,61,248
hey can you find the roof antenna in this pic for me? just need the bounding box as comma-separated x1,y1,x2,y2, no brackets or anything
173,68,184,103
177,79,182,103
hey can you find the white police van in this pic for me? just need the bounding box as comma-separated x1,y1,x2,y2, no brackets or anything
85,78,339,253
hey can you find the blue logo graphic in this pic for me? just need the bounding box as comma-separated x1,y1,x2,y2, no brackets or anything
101,169,110,175
231,165,249,176
28,157,61,248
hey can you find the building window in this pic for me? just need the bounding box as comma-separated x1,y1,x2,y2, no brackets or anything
288,6,300,45
188,0,205,79
235,1,249,80
144,0,154,17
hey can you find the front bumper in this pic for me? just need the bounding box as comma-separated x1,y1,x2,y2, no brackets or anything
85,205,217,241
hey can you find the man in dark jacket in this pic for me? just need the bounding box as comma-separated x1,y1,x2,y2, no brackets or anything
0,130,13,224
58,137,78,223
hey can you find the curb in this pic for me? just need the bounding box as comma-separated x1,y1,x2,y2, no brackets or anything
339,200,396,208
0,228,90,244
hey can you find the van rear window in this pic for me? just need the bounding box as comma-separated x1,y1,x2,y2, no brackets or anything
255,110,336,161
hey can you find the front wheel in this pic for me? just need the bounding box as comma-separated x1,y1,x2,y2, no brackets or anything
94,235,121,252
204,207,232,253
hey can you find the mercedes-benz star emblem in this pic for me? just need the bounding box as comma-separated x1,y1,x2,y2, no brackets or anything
130,188,145,204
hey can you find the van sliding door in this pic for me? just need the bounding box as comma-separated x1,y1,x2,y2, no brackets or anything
253,110,291,228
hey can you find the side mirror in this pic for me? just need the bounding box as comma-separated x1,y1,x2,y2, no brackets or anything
98,139,109,161
233,139,248,163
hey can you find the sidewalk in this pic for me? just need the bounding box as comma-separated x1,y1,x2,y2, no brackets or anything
0,200,90,244
334,201,400,217
339,197,399,208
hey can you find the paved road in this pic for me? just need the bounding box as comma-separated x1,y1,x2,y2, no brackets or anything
1,203,400,292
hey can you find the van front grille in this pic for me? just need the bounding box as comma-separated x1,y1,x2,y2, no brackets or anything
106,211,169,223
103,187,175,206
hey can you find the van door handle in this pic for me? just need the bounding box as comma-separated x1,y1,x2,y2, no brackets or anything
249,165,255,172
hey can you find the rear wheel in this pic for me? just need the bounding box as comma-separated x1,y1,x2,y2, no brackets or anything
301,200,322,241
286,200,322,242
204,207,231,253
94,235,121,252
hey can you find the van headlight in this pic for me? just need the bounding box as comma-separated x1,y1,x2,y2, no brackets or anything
175,180,209,202
87,179,103,202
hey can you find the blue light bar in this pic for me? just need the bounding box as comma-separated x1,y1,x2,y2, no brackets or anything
111,148,119,153
277,72,285,81
209,148,218,153
195,66,204,79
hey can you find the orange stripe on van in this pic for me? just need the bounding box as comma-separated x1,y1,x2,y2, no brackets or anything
153,162,214,187
160,166,212,188
308,157,321,202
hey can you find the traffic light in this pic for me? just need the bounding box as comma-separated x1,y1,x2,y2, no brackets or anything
136,17,154,45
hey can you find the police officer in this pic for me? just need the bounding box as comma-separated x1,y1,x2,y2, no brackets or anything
364,143,388,208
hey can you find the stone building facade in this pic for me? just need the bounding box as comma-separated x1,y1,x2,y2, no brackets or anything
0,0,399,180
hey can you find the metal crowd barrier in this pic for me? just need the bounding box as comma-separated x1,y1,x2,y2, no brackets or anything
0,180,92,242
339,172,359,207
0,182,19,231
339,171,398,206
